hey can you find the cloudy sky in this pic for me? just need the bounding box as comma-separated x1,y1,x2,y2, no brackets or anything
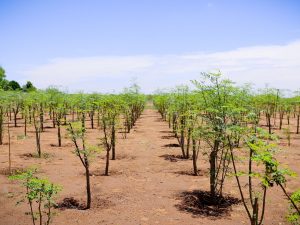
0,0,300,93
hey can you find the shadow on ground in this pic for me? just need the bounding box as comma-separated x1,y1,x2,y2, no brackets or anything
57,197,114,210
175,190,240,218
159,154,188,162
163,143,180,147
161,135,175,140
173,169,206,176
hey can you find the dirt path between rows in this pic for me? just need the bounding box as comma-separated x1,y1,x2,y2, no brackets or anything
1,109,298,225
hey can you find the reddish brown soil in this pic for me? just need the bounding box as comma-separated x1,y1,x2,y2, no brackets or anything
1,109,300,225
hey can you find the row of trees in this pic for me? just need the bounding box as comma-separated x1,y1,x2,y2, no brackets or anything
153,72,300,225
2,85,146,224
0,87,145,151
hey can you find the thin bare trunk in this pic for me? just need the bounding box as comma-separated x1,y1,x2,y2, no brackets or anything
192,138,198,176
8,120,11,174
297,115,300,134
111,122,116,160
105,149,110,176
58,122,61,147
85,165,91,209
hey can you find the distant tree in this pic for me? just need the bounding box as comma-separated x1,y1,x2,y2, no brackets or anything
23,81,37,92
0,79,9,90
8,80,21,90
0,66,5,80
0,67,7,90
0,67,36,92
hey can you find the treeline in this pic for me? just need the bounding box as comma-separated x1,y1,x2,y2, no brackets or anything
0,66,36,92
153,72,300,225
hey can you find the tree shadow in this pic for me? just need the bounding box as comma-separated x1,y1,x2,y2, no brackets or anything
44,126,55,129
56,197,86,210
161,135,175,139
57,195,115,210
159,130,173,134
175,190,240,218
173,169,205,176
159,154,187,162
87,169,123,176
20,152,53,159
163,143,180,147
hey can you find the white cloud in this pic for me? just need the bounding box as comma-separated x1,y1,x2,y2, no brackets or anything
22,40,300,93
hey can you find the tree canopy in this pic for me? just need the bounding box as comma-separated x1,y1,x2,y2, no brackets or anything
0,66,36,92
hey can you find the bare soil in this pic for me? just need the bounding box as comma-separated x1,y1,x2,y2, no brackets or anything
1,109,300,225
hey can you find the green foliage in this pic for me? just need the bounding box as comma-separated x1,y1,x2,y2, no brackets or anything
287,189,300,224
67,122,101,160
0,66,36,92
67,120,101,209
22,81,37,92
9,168,61,225
8,80,21,90
0,66,6,80
0,78,9,90
154,71,299,224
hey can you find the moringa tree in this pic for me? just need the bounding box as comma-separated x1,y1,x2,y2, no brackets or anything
9,168,61,225
99,96,122,175
228,125,298,225
192,71,250,197
67,121,100,209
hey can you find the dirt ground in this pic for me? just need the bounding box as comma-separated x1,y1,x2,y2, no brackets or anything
1,109,300,225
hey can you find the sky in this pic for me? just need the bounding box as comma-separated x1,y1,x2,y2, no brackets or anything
0,0,300,93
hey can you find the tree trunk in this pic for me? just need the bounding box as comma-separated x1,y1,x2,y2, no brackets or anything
180,118,186,158
82,113,85,128
35,127,41,157
192,138,198,176
210,140,219,197
279,112,284,130
85,166,91,209
39,107,44,132
90,112,94,129
58,122,61,147
267,114,271,134
111,123,116,160
52,111,56,128
24,116,27,136
14,111,17,127
105,149,110,176
251,197,259,225
29,108,32,123
186,128,191,159
9,109,12,121
297,115,300,134
8,120,11,174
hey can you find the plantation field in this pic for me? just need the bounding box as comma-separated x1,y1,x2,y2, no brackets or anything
1,1,300,224
1,108,300,225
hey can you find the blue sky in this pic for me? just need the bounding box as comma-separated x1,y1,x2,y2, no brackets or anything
1,0,300,93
